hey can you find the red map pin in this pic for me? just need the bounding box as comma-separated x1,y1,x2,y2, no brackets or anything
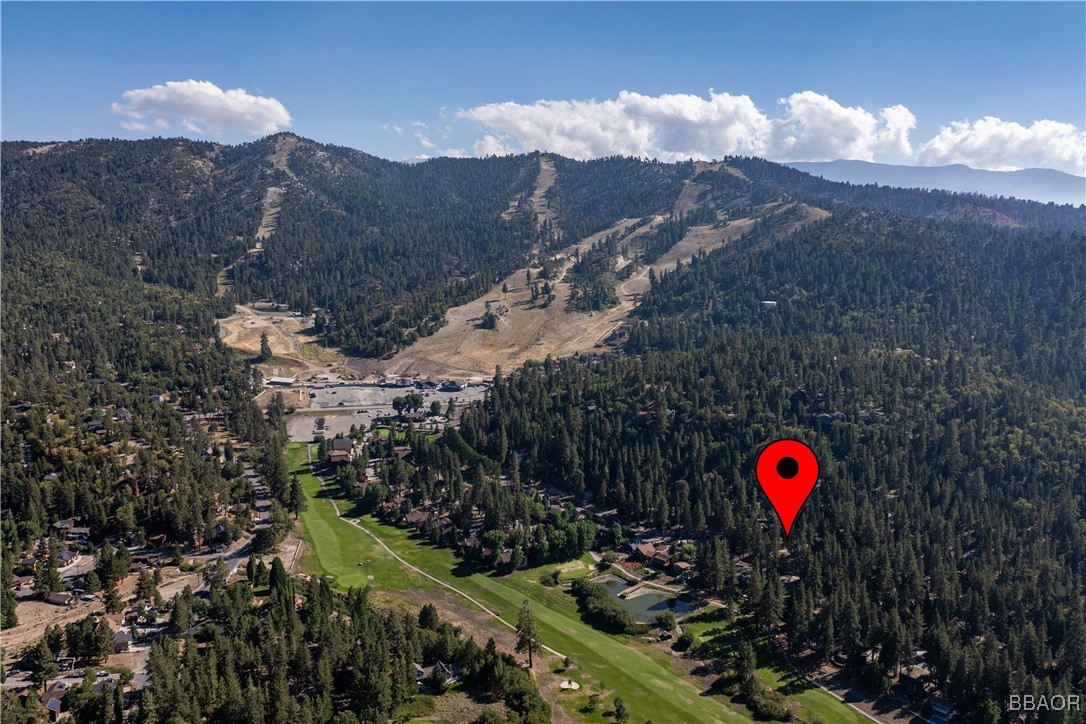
756,439,819,538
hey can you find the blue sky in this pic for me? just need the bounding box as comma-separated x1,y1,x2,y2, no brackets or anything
3,2,1084,173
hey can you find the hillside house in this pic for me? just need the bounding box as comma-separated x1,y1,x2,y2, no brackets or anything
40,682,69,720
631,542,656,561
650,550,672,569
47,591,75,606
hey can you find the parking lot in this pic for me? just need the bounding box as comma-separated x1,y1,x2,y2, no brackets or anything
286,382,489,442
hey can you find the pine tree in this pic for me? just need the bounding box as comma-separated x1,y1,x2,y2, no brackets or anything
104,582,122,613
259,332,272,361
31,637,58,691
33,539,61,598
515,599,542,669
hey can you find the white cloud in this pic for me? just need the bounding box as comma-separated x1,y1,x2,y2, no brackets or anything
918,117,1086,175
770,92,915,162
459,90,915,163
383,123,404,135
415,130,436,148
112,79,291,136
473,134,517,157
441,148,468,158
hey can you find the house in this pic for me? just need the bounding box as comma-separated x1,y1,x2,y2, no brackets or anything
415,660,459,686
926,695,955,724
672,560,693,578
439,380,463,392
266,377,297,387
114,630,134,653
331,438,355,459
53,519,74,534
458,535,481,555
404,510,431,529
47,591,75,606
650,550,672,569
632,542,656,561
12,574,34,590
56,548,79,567
150,393,170,404
40,681,69,719
899,664,932,696
68,526,91,541
114,407,132,422
815,413,834,431
328,450,351,465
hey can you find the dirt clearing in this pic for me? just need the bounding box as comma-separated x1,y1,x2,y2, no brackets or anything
354,213,762,380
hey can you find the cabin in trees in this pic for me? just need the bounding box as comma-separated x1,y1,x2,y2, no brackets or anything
404,509,432,529
40,681,69,719
650,550,672,569
114,630,134,653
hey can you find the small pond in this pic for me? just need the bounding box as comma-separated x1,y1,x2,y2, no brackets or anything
596,576,697,623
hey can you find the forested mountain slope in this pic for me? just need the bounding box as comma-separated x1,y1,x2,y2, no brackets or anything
458,209,1086,718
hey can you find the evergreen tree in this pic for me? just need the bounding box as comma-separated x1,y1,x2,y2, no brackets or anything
515,599,542,669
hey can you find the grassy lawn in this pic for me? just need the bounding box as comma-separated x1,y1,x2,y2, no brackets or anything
289,443,429,592
681,608,870,724
299,342,342,364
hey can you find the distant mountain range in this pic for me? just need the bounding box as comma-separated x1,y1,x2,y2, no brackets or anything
786,160,1085,206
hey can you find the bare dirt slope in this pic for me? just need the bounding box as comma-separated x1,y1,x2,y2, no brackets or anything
218,306,343,381
350,219,642,381
501,155,557,227
2,569,201,656
353,210,770,380
255,186,285,242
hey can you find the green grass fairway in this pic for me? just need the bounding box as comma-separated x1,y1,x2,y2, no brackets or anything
289,443,429,592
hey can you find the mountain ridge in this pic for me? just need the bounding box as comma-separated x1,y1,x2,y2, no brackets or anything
787,158,1085,205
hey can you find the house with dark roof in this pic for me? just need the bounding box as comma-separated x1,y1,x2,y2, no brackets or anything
114,630,134,653
331,437,355,451
40,681,69,719
68,526,91,541
56,548,79,567
650,550,672,568
404,509,431,529
47,591,75,606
